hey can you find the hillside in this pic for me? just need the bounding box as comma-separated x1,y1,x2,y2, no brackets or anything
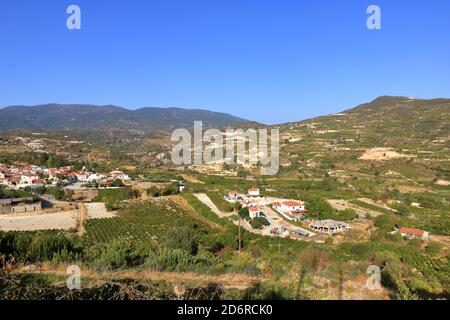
0,104,248,132
277,96,450,223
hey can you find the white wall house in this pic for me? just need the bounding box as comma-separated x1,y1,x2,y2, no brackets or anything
110,170,131,182
273,200,307,221
87,173,105,182
20,174,38,185
399,227,429,241
248,187,260,197
227,191,239,201
249,207,263,219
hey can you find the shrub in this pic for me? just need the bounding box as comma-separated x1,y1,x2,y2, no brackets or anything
93,188,140,202
144,249,194,272
165,226,199,255
86,238,142,271
250,217,270,230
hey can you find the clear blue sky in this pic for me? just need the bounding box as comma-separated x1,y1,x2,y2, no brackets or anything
1,0,450,124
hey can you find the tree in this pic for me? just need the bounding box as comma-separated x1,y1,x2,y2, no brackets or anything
110,179,125,187
239,207,249,219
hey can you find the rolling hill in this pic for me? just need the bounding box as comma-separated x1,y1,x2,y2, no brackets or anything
0,104,248,132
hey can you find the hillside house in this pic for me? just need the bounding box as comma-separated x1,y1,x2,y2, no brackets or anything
249,207,265,219
226,191,240,201
248,187,260,197
109,170,131,183
399,227,429,241
273,200,307,221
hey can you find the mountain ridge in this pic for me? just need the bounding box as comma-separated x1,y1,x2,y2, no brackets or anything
0,103,249,132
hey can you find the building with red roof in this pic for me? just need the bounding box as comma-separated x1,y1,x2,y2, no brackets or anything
399,227,429,240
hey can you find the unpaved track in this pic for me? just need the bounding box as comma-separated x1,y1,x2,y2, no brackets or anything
170,195,225,231
194,193,231,218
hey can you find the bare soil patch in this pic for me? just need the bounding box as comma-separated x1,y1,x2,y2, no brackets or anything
359,147,413,161
0,210,78,231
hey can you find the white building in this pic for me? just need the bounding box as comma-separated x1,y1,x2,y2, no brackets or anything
399,227,429,241
248,187,260,197
109,170,131,182
249,207,264,219
226,191,239,201
87,173,105,182
20,174,39,185
273,200,307,221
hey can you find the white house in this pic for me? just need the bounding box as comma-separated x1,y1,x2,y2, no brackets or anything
227,191,239,201
248,187,260,197
249,207,264,219
273,200,307,221
87,173,105,182
20,174,39,185
75,171,89,182
399,227,429,241
109,170,131,182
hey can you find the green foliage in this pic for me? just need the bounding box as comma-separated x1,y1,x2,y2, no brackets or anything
93,188,140,202
239,207,249,219
0,152,69,168
207,192,234,212
47,187,66,200
0,231,81,264
86,237,143,271
250,217,270,230
144,248,195,272
110,179,125,187
165,226,199,255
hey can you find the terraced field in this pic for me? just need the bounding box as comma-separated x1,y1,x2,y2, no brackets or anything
83,198,211,245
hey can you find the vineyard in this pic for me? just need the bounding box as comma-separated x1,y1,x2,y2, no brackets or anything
402,249,449,283
83,198,211,245
399,247,450,297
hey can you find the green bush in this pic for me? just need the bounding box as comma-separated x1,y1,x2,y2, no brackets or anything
93,188,140,202
165,226,199,255
144,248,195,272
0,231,80,264
250,217,270,230
86,238,143,271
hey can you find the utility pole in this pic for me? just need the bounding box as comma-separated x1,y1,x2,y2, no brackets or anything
238,215,241,253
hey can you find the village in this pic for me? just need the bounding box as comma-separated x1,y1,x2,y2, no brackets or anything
0,163,132,190
196,187,429,243
0,163,432,244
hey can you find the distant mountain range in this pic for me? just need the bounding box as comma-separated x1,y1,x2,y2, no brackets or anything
0,104,248,132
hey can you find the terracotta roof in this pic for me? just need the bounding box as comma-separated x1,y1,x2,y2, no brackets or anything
399,227,425,237
282,200,304,207
249,207,259,212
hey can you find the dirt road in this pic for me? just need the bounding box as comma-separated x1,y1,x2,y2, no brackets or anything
194,193,232,218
